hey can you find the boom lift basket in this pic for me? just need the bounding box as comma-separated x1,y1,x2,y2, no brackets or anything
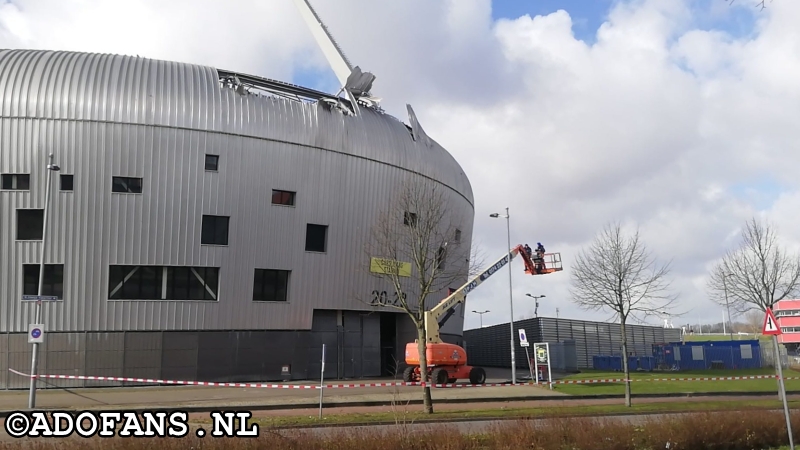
520,251,563,275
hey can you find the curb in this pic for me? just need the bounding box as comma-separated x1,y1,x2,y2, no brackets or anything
1,391,797,418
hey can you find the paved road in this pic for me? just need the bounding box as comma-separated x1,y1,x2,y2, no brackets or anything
0,367,565,413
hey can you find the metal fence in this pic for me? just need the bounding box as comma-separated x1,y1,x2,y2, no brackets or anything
464,317,681,370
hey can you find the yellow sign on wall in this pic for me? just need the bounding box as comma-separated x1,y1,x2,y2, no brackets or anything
370,257,412,277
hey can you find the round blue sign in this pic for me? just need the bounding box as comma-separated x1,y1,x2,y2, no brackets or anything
31,328,41,339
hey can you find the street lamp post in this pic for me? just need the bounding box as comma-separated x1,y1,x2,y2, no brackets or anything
472,310,490,328
722,274,736,368
722,275,734,341
28,153,60,409
490,208,516,384
525,294,546,318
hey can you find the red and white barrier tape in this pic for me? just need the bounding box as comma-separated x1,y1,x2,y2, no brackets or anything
7,368,515,389
8,368,798,389
553,375,800,384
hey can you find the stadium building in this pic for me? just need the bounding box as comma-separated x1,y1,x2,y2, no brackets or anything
0,47,474,389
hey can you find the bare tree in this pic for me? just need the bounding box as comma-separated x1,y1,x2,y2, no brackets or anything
363,177,479,414
707,217,800,315
742,310,764,334
569,221,676,407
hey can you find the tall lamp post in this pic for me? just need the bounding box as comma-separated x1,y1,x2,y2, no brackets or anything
721,274,736,368
722,274,734,341
28,153,60,409
525,294,546,318
472,310,490,328
489,208,516,384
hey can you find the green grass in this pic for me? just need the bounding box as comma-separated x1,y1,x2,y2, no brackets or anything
554,368,800,396
197,399,800,428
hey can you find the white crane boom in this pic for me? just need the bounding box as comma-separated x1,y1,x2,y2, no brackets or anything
290,0,354,90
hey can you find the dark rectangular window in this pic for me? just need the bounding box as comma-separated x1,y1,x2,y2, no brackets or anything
454,229,462,243
17,209,44,240
108,265,219,300
23,264,64,299
436,246,447,270
205,154,219,171
404,211,417,226
1,174,30,190
305,224,328,252
201,215,229,245
60,174,74,191
253,269,290,302
112,176,143,193
271,189,296,206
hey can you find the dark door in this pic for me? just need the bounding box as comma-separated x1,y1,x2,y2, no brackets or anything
380,312,398,376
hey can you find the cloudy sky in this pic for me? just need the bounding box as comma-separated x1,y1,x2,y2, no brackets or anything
3,0,799,331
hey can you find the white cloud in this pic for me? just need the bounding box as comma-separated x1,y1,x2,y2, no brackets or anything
3,0,800,331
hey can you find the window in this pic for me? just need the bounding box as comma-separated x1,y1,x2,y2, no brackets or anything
60,174,74,191
112,176,143,193
23,264,64,299
436,246,447,270
1,174,30,190
201,215,229,245
17,209,43,240
403,211,417,227
253,269,290,302
454,229,462,243
271,189,296,206
305,224,327,252
205,154,219,171
108,265,219,300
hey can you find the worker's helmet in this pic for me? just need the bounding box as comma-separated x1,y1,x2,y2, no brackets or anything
537,242,541,246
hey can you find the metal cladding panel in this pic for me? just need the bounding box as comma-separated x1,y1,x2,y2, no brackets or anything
0,49,474,333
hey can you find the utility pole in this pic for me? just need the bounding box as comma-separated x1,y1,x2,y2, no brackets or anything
28,153,59,409
490,207,515,384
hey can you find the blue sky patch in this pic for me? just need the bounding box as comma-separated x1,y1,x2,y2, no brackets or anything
490,0,616,44
729,176,784,210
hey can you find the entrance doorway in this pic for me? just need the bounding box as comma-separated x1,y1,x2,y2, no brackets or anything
380,313,398,376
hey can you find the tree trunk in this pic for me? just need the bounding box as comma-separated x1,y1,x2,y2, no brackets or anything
620,319,631,407
417,325,434,414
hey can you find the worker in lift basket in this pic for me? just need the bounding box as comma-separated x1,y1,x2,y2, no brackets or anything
534,242,546,273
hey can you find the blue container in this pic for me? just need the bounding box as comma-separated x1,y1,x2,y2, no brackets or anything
651,340,762,371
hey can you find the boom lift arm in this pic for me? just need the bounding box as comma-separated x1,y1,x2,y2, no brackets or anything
424,244,538,344
403,244,562,385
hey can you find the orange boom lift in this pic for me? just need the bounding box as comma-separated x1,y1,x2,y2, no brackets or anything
403,245,563,384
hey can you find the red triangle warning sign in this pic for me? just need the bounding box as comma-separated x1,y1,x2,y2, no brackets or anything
762,307,782,335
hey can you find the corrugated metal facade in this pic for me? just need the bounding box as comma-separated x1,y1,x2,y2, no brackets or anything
464,317,682,370
0,49,475,337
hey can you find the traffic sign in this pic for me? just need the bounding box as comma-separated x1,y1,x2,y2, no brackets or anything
518,329,529,347
28,324,44,344
762,307,781,335
22,295,59,302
